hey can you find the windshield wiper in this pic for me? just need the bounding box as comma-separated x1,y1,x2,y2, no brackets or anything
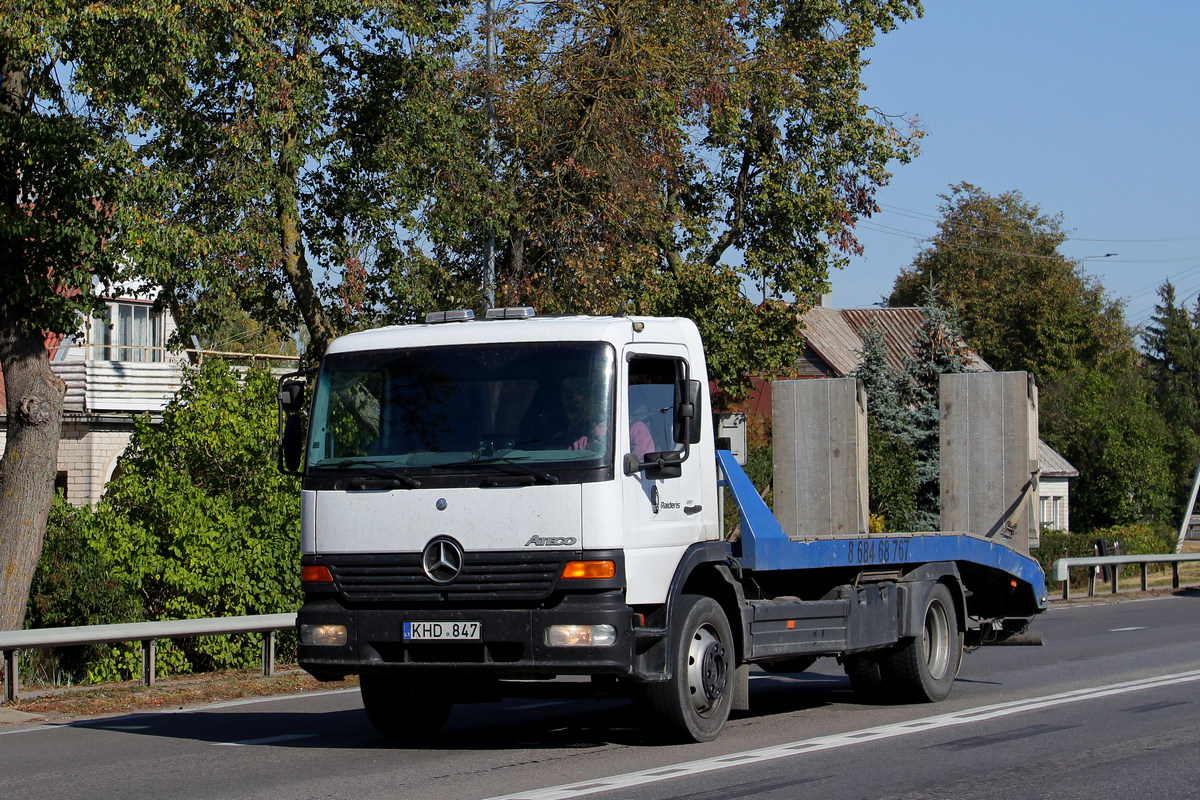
437,456,559,485
310,459,422,488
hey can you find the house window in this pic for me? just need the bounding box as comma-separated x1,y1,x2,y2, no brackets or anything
1040,494,1065,530
91,301,162,362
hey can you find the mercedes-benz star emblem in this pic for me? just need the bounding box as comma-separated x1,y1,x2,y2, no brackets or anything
422,537,464,584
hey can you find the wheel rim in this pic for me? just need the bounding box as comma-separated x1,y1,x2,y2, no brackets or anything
922,598,951,680
686,624,727,717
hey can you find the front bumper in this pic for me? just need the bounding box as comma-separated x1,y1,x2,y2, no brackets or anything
298,592,654,681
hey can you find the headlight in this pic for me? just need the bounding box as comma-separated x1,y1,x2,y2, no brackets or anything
300,624,347,646
544,624,617,647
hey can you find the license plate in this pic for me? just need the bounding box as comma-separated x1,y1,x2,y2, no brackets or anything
403,621,481,641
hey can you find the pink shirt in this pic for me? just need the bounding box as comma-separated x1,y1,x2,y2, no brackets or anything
630,420,655,461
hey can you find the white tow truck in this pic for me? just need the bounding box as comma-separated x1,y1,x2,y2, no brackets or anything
279,309,1047,743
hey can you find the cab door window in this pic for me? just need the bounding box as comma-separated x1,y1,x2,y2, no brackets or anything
627,357,686,461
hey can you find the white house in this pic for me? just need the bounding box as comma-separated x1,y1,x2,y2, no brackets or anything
0,290,187,506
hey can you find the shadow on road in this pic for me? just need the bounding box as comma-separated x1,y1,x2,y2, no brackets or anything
59,669,860,751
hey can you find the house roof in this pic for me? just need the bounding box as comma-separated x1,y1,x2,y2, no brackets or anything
800,305,1077,479
800,306,991,376
1038,440,1080,477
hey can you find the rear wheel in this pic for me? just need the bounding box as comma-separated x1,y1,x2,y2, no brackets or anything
360,674,453,744
647,594,735,742
843,653,889,701
884,583,963,702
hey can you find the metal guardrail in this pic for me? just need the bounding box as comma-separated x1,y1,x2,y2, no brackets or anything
1050,554,1200,600
0,613,297,703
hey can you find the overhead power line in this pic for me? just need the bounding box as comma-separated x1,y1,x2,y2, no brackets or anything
875,203,1200,245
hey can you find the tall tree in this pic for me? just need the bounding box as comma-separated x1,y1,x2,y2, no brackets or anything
1141,281,1200,514
1143,281,1200,415
0,3,159,630
397,0,925,397
1040,360,1173,530
119,0,469,360
887,184,1178,530
888,183,1126,381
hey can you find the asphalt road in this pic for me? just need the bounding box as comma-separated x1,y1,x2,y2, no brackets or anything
4,592,1200,800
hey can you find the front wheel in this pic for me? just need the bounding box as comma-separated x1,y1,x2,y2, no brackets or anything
647,594,736,743
884,583,963,702
360,674,453,744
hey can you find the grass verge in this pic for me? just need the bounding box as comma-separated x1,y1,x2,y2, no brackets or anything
2,666,358,724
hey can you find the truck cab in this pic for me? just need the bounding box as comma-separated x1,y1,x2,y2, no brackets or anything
288,312,728,733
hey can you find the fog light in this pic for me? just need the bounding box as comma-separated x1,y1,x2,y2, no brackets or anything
300,624,347,646
545,624,617,647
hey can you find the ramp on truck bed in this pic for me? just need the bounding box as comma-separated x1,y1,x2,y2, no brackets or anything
718,449,1049,612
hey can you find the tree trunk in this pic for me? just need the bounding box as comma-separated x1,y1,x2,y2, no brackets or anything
0,322,64,631
276,179,335,359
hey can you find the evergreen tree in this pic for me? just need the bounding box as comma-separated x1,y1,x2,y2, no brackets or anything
1141,281,1200,515
1143,281,1200,418
853,319,918,531
897,288,973,530
854,320,905,435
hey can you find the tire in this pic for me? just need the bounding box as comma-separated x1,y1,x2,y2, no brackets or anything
647,594,736,743
883,583,963,702
360,674,453,744
842,653,889,701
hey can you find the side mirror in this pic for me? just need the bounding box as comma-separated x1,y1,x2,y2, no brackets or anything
625,450,684,480
281,414,304,473
279,380,306,414
673,379,702,445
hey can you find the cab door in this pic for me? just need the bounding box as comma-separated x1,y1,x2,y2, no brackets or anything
621,346,706,603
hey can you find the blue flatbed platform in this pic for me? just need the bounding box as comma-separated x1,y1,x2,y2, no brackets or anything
717,450,1049,609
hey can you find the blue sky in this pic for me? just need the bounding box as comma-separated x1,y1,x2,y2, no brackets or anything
835,1,1200,330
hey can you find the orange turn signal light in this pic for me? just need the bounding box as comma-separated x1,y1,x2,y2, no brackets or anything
301,565,334,583
561,560,616,580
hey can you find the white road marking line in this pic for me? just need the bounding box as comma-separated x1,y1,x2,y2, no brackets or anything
483,668,1200,800
1110,626,1148,632
214,733,318,747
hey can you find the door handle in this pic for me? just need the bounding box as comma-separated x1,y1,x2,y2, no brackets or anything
684,505,702,515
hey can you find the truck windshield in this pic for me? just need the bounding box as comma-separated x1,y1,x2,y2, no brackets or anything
307,342,616,482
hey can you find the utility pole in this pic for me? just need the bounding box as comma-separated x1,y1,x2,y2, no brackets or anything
483,0,497,310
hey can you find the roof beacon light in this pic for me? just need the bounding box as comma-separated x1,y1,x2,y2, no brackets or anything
484,306,536,320
425,309,475,324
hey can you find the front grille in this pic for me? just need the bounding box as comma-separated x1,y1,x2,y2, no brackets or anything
371,641,525,664
326,552,565,604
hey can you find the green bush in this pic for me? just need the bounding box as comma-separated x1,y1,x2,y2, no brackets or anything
1092,521,1176,555
1035,522,1178,590
88,361,301,678
26,361,302,683
23,496,144,684
1033,530,1095,588
1091,521,1176,579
